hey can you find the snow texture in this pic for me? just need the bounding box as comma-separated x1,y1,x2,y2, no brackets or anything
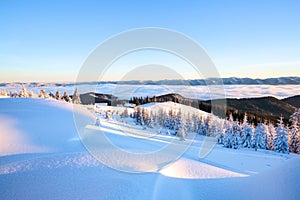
0,98,299,200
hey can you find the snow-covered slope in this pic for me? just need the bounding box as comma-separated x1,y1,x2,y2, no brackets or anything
0,98,299,200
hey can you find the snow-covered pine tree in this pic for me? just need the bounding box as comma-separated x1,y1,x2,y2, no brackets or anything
148,111,155,128
164,110,171,129
185,113,194,133
232,120,242,149
10,91,18,98
142,108,148,127
215,119,224,143
262,121,269,147
197,116,207,135
142,108,153,128
95,117,100,126
122,108,129,118
48,92,55,99
19,84,29,97
174,109,183,136
174,111,185,141
192,114,199,133
72,88,81,104
135,107,143,125
28,90,35,98
205,114,214,137
218,120,228,145
38,88,49,98
267,122,276,150
242,113,253,148
289,109,300,153
223,116,234,148
274,116,289,154
62,92,72,102
156,108,165,126
253,122,267,151
177,126,186,141
0,89,8,96
55,91,61,100
105,111,110,119
207,116,222,138
167,109,177,131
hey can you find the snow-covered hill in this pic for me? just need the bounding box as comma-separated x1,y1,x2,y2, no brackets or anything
0,98,299,199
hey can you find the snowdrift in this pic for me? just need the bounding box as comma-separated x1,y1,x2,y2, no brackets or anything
0,98,299,200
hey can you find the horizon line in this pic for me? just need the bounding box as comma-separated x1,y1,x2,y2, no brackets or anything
1,76,300,85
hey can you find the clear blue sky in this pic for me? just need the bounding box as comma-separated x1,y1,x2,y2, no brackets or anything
0,0,300,82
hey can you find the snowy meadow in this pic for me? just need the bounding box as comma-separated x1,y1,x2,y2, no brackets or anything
0,84,299,200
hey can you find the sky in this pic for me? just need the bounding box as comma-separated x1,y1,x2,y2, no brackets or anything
0,0,300,82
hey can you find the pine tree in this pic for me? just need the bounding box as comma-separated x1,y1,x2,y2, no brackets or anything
10,91,18,98
19,84,29,97
253,122,267,151
62,92,72,102
28,90,35,98
38,88,49,98
147,111,154,128
267,122,276,150
166,129,171,135
218,119,228,145
205,113,215,136
157,108,165,126
177,126,186,141
174,109,183,135
232,120,242,149
192,114,199,133
289,109,300,153
0,89,8,96
223,116,234,148
136,107,143,125
185,113,194,133
197,117,207,135
95,117,100,126
174,111,185,141
142,108,153,128
274,116,289,154
122,108,129,118
242,113,253,148
48,92,55,98
55,91,61,100
72,88,81,104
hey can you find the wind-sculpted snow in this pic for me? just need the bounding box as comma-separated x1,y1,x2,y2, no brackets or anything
0,98,299,200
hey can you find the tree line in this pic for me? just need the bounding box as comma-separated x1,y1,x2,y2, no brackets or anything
119,105,300,154
129,95,289,125
0,85,81,104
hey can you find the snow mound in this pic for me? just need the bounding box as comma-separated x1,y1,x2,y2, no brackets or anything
0,98,93,156
140,101,209,116
160,157,246,179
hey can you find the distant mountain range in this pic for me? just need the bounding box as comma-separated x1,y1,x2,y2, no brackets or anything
1,77,300,86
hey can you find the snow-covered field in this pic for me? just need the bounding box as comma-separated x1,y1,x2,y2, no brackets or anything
1,83,300,100
0,98,299,199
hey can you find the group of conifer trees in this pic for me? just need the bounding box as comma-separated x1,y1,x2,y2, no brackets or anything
0,85,81,104
122,106,300,154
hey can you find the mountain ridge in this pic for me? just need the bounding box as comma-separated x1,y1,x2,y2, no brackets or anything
1,76,300,86
75,92,299,124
